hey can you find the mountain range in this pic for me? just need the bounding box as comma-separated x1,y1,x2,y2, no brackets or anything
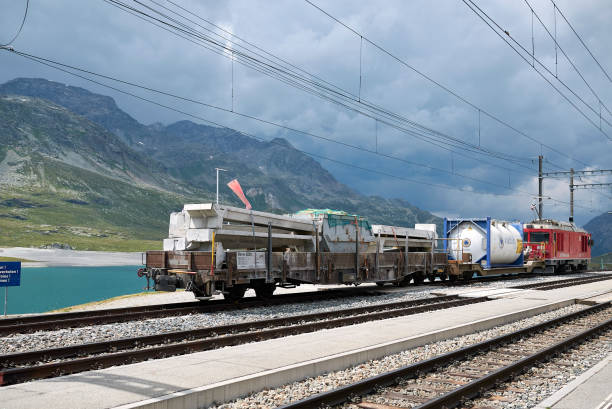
0,78,441,251
584,212,612,257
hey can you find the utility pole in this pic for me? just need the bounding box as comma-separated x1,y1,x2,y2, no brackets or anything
215,168,227,204
538,155,543,220
542,167,612,223
569,168,574,223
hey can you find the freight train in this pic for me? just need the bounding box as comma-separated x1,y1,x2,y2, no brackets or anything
138,203,592,300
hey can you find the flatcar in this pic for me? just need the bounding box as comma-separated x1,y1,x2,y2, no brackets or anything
138,204,593,299
139,204,447,300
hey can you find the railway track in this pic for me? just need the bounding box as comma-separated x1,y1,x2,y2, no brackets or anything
1,272,609,337
0,287,385,336
440,270,612,288
0,295,487,385
509,273,612,291
277,302,612,409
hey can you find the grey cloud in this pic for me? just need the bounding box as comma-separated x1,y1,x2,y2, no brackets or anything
0,0,609,225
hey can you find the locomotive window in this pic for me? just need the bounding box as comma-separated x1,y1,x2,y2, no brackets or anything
523,232,529,242
530,232,549,243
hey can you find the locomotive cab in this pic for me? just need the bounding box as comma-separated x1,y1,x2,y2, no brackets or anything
523,219,591,273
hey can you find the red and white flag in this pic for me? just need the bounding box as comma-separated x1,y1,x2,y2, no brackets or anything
227,179,252,210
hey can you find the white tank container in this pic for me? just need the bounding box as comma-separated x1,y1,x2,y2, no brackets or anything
448,219,522,265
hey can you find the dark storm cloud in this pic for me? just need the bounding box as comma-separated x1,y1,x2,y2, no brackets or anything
0,0,610,224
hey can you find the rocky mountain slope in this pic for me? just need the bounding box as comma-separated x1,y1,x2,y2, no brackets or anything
584,212,612,257
0,78,441,250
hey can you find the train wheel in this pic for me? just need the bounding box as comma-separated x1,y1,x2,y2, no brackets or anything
376,281,385,287
223,285,246,302
426,273,436,283
462,271,473,281
254,283,276,299
413,272,425,285
439,273,448,281
192,281,213,299
448,274,458,284
397,277,412,287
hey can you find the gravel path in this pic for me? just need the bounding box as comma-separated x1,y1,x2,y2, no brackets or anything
209,304,588,409
0,288,435,354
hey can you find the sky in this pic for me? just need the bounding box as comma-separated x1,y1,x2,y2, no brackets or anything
1,0,611,226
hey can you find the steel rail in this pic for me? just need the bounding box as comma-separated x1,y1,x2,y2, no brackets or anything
414,315,612,408
0,287,382,336
0,296,486,385
510,273,612,290
277,301,611,409
1,272,606,336
439,270,608,288
0,295,463,366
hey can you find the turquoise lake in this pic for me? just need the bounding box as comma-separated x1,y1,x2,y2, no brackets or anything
1,266,150,315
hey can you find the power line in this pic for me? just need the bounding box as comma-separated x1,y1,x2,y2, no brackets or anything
462,0,612,141
524,0,612,118
0,0,29,47
125,0,535,165
104,0,608,212
303,0,593,167
2,47,598,212
103,0,541,171
550,0,612,84
4,48,538,192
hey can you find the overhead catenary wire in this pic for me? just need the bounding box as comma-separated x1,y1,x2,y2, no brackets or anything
303,0,593,167
4,48,539,192
113,0,535,165
550,0,612,84
104,1,541,177
104,0,608,212
0,0,29,47
103,0,543,171
1,47,600,213
0,50,513,198
524,0,612,118
462,0,612,142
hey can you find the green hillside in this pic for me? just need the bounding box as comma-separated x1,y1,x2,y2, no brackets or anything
0,78,442,251
0,154,198,251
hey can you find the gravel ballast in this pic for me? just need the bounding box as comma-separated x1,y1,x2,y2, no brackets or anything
0,272,606,354
0,289,436,354
210,304,589,409
465,330,611,408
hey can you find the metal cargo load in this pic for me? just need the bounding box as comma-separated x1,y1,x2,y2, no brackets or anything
141,203,450,299
444,217,524,269
164,203,315,252
292,209,375,253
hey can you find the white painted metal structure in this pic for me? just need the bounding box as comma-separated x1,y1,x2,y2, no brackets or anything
448,220,522,265
371,224,437,252
165,204,314,253
164,203,441,257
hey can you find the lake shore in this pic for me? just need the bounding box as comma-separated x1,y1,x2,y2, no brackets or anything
0,247,142,267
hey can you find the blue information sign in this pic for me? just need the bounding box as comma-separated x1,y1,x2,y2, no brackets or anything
0,262,21,287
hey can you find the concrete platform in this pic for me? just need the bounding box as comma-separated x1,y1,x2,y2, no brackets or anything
1,279,612,409
535,354,612,409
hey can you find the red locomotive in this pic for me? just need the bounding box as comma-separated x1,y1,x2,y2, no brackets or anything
523,219,592,273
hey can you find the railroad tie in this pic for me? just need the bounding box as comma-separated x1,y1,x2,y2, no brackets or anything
382,391,431,403
423,377,468,385
357,402,408,409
